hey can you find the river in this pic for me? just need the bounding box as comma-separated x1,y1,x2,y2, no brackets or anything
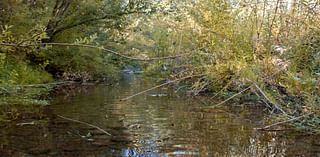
0,75,319,156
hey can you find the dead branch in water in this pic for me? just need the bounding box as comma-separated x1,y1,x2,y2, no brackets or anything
253,83,287,115
207,67,287,108
252,90,273,111
210,78,235,100
120,74,205,101
207,86,252,108
0,42,187,61
255,113,313,131
57,115,112,136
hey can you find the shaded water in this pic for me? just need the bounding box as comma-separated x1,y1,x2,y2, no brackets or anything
1,75,319,157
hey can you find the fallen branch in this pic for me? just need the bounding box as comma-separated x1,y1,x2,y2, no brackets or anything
252,90,273,111
0,42,186,61
255,113,312,130
0,87,9,93
253,83,287,115
210,78,234,100
120,74,205,101
57,115,112,136
207,86,252,108
207,67,287,108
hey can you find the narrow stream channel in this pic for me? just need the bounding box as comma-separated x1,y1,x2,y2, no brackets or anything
1,75,319,156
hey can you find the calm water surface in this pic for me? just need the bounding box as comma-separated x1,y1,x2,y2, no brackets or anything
0,75,319,157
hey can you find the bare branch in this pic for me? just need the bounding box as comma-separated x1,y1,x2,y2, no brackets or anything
0,42,186,61
253,83,287,115
52,11,147,37
256,113,313,130
207,86,252,108
206,67,287,108
120,74,205,101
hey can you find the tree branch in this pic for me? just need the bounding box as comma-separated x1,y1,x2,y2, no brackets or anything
0,42,185,61
44,0,73,42
253,83,287,115
207,86,252,108
52,11,148,38
120,74,205,101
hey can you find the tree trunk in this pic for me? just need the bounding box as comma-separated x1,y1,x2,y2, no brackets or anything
43,0,73,42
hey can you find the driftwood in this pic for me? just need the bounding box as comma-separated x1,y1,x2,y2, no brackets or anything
57,115,112,136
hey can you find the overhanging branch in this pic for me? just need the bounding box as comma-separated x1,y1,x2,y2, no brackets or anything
0,42,185,61
52,11,148,38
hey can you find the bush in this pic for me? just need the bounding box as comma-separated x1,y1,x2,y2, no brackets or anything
0,62,53,85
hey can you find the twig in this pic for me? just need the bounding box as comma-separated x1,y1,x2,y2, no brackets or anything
0,42,186,61
256,113,313,130
207,86,252,108
253,83,287,115
252,90,273,111
174,85,187,93
269,0,280,31
207,67,287,108
195,96,254,123
57,115,112,136
120,74,205,101
210,78,234,100
16,121,35,126
0,87,9,93
192,77,209,95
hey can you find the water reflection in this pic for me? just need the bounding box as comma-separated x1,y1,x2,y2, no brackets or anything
0,75,319,156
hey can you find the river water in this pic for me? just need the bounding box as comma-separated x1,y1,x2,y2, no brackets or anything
0,75,319,157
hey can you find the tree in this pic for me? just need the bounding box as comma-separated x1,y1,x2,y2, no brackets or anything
0,0,169,80
41,0,156,42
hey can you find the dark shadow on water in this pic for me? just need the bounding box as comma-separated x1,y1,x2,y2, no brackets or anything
0,75,320,156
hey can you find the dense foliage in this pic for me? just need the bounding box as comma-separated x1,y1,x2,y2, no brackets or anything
125,0,320,132
0,0,158,83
